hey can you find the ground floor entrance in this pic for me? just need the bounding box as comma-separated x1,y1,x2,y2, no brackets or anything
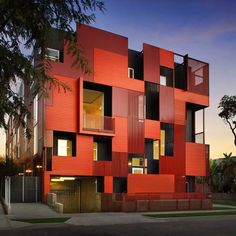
49,176,100,213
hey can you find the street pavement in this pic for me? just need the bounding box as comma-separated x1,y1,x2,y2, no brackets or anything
0,202,236,230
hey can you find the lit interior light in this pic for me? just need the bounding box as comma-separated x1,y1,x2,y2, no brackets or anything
36,165,43,169
25,169,32,173
51,178,64,182
60,177,75,181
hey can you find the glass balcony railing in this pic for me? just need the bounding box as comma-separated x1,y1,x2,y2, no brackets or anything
83,114,115,133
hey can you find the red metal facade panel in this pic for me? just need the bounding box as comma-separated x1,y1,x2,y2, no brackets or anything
112,152,128,177
127,174,175,193
112,87,128,117
51,135,93,175
186,142,207,176
112,117,128,153
104,176,113,193
160,85,174,123
143,43,160,83
175,175,186,193
93,161,112,176
159,157,176,174
173,124,186,175
77,24,128,82
187,58,209,96
128,90,144,154
174,100,185,125
159,48,174,69
94,48,144,92
45,75,78,132
144,119,160,139
175,89,209,107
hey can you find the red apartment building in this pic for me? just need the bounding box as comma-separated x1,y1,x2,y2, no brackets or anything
6,24,211,212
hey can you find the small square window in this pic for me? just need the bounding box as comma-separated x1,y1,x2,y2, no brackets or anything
46,48,60,61
128,67,134,78
132,167,143,174
160,75,167,86
58,139,72,156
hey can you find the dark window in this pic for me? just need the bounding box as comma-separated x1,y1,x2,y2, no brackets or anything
128,154,146,174
160,66,173,87
145,139,159,174
174,54,187,90
84,81,112,117
128,49,143,80
53,131,76,156
94,137,112,161
46,147,52,171
145,82,159,120
113,177,127,193
97,177,104,192
160,123,174,156
186,176,195,192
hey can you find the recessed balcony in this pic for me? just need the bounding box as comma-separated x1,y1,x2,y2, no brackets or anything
83,114,115,133
82,83,114,135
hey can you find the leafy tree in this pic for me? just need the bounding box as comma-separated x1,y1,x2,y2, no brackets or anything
218,95,236,146
209,153,236,193
0,0,105,137
0,156,19,177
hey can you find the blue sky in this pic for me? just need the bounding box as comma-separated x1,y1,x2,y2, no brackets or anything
0,0,235,158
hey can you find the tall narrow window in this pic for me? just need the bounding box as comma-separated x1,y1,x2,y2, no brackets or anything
33,94,38,155
160,123,174,156
93,142,98,161
138,95,145,120
128,67,134,78
160,130,165,156
153,140,160,160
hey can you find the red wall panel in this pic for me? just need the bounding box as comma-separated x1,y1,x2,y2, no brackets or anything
144,119,160,139
112,117,128,152
175,89,209,107
159,48,174,69
45,75,78,132
186,142,207,176
174,100,186,125
128,90,144,154
94,48,144,92
104,176,113,193
143,43,160,83
51,135,93,175
173,124,186,175
127,174,175,193
112,152,128,177
112,87,128,117
160,85,174,123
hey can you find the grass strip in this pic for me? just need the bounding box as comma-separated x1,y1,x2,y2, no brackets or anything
11,217,70,224
144,211,236,218
213,200,236,206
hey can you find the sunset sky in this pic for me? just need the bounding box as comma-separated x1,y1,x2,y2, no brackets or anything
0,0,235,159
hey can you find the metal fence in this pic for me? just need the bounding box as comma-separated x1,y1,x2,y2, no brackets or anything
10,176,41,203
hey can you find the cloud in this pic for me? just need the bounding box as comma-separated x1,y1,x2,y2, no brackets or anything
155,19,236,45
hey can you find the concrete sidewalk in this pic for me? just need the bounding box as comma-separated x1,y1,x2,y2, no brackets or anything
1,202,236,230
0,203,10,229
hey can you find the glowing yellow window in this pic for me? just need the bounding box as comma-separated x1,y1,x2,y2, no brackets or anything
93,142,98,161
160,130,165,156
153,140,159,160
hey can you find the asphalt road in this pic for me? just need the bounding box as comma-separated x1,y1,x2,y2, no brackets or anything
1,215,236,236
